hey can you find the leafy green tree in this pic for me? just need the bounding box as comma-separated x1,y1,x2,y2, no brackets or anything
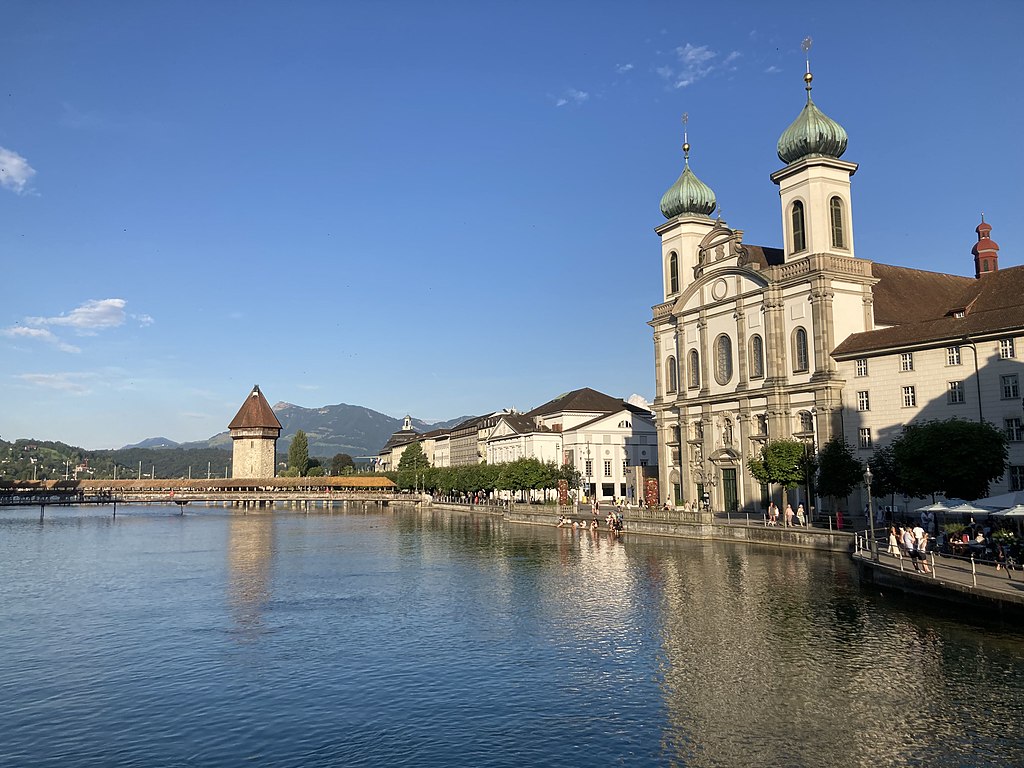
891,419,1008,500
397,442,430,490
747,439,808,509
307,465,326,477
816,438,864,514
288,430,310,476
330,453,355,475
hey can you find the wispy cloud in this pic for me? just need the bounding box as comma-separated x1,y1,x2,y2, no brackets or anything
3,298,151,353
555,88,589,107
15,372,97,394
765,65,782,74
656,43,743,89
615,63,634,73
0,146,37,195
27,298,128,334
1,326,81,353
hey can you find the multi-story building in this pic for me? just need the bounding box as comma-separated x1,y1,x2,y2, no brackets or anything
650,66,1022,514
229,385,282,479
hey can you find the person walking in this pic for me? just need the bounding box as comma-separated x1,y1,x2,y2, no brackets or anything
795,503,806,526
784,504,794,527
887,525,900,556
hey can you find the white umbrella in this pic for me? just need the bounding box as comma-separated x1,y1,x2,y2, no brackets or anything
944,501,1000,516
971,490,1024,509
991,504,1024,517
915,499,961,513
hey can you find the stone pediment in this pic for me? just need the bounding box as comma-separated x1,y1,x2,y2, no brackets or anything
673,268,769,314
693,221,753,280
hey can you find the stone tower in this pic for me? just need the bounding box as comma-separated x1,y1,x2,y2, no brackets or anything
229,385,282,479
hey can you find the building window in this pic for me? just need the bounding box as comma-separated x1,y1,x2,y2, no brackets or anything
604,460,612,477
715,334,733,385
750,335,765,379
666,355,677,394
1000,338,1016,359
688,350,700,388
902,386,917,407
857,391,870,411
1011,465,1024,491
947,346,962,366
1002,374,1020,399
1006,418,1024,442
900,352,914,371
791,200,806,253
623,459,629,474
829,196,846,249
584,459,593,477
948,381,965,404
799,411,814,432
855,358,868,376
858,428,872,449
793,327,809,372
669,252,679,294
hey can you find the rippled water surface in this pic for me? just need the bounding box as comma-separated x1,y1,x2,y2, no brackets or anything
1,504,1023,767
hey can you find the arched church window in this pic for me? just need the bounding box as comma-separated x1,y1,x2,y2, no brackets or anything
791,200,806,253
714,334,733,385
688,350,700,388
669,252,679,294
793,327,809,372
830,196,846,249
749,334,765,379
799,410,814,432
666,355,677,393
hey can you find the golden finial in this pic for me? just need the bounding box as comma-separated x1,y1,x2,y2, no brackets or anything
802,37,814,92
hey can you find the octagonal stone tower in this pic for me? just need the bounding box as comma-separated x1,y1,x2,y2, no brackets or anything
229,385,282,479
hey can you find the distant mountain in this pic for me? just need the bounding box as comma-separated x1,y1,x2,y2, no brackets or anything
121,437,180,450
171,403,472,460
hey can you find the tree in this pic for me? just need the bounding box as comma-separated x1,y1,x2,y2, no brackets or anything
815,438,864,514
748,439,808,509
397,442,430,491
330,453,355,475
288,430,310,476
891,419,1008,501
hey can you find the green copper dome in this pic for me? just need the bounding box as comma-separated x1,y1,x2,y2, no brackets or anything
776,73,848,165
660,146,717,219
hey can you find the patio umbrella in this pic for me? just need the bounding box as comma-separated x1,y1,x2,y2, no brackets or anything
991,504,1024,517
971,490,1024,509
944,501,1000,516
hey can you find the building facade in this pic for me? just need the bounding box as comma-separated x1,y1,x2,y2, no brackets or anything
651,67,1022,514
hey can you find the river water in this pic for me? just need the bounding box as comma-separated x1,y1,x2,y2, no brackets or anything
1,504,1022,767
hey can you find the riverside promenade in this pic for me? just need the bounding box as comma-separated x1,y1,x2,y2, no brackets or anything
851,535,1024,621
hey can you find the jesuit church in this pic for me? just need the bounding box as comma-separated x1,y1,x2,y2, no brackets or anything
651,66,1024,515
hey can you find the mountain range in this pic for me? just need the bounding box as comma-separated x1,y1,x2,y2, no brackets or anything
123,402,472,459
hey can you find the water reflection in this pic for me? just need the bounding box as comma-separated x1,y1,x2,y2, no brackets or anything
226,511,274,639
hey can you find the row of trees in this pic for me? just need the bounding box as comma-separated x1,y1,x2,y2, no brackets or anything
391,442,581,499
281,430,359,477
748,418,1009,512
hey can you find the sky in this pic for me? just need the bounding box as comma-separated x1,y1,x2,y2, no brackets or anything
2,1,1023,449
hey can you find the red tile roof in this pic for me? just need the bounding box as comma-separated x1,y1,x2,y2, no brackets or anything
228,385,283,430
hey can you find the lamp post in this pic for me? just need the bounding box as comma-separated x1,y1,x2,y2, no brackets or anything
864,465,877,561
962,336,984,423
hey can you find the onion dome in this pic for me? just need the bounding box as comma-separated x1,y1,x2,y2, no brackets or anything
660,141,717,219
777,71,848,164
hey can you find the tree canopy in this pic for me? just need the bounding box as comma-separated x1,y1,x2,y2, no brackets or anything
816,437,864,508
890,419,1008,500
287,430,310,476
748,439,809,507
330,453,355,475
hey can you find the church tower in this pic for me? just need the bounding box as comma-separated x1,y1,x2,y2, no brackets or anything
656,117,719,303
973,217,1000,277
770,58,857,261
229,385,282,479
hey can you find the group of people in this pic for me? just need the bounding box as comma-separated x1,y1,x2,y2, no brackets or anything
765,502,806,527
887,524,932,573
556,508,625,533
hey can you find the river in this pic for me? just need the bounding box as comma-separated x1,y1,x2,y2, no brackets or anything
1,503,1022,767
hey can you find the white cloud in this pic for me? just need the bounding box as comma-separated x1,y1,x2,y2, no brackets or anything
27,298,127,334
555,88,589,107
616,63,634,73
723,51,742,67
15,372,96,394
765,65,782,74
133,313,155,327
656,43,743,89
0,146,37,195
1,326,81,353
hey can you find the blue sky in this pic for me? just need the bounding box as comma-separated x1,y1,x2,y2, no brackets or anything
3,1,1023,449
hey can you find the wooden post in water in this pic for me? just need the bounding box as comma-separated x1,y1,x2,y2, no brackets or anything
112,500,117,518
39,503,44,522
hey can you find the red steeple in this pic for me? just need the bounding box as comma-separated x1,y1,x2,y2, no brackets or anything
972,215,1000,278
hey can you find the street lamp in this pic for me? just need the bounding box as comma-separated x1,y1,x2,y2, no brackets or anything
864,465,877,561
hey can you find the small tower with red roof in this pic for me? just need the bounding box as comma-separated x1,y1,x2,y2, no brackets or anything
229,385,282,478
973,216,1000,278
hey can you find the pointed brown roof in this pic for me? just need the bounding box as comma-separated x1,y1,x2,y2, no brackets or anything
228,385,283,430
525,387,625,418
